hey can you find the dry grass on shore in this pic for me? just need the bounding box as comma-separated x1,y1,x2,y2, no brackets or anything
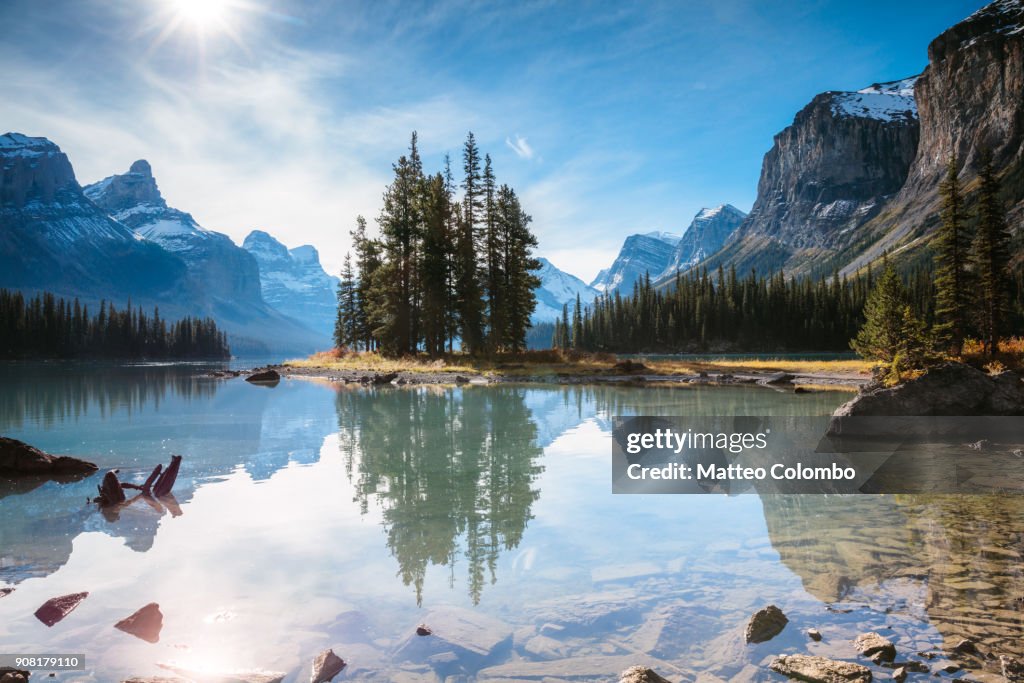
285,348,874,379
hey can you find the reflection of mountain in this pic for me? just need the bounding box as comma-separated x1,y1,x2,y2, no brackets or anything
336,386,545,605
761,493,1024,674
0,364,338,585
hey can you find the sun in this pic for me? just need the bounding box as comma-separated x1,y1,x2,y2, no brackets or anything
171,0,230,29
168,0,232,32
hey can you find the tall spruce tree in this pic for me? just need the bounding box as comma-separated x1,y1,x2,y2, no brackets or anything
933,156,972,355
457,132,485,353
499,185,540,352
420,173,451,356
970,148,1013,357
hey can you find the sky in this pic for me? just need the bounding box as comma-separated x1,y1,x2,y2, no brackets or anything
0,0,984,282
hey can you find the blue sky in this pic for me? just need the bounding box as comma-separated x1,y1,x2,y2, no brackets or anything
1,0,983,281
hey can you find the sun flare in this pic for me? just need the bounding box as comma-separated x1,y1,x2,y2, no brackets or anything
170,0,230,29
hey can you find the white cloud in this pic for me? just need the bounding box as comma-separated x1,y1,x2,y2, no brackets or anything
505,134,535,160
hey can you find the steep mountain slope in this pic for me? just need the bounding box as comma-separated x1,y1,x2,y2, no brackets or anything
0,133,187,298
591,232,680,296
841,0,1024,275
533,257,600,322
81,161,327,354
692,78,921,280
242,230,340,339
656,204,747,283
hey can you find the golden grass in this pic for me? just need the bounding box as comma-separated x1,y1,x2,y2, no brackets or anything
285,348,873,380
960,337,1024,372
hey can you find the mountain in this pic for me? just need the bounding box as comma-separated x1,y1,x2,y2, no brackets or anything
533,257,600,322
690,77,921,280
590,232,680,296
242,230,340,339
82,161,328,354
0,133,187,299
656,204,747,281
840,0,1024,274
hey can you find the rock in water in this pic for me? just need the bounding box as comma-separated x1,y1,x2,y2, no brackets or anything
745,604,789,643
310,648,346,683
832,363,1024,417
115,602,163,643
769,654,872,683
372,372,398,385
807,628,823,641
0,668,30,683
34,591,89,627
0,588,13,599
245,369,281,384
853,632,896,662
619,665,672,683
394,606,512,663
416,624,432,636
758,372,795,385
0,436,98,475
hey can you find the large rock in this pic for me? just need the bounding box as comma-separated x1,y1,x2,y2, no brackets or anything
0,436,98,475
114,602,163,643
832,363,1024,417
769,654,872,683
619,665,673,683
744,604,789,644
853,632,896,662
34,591,89,627
245,369,281,384
310,648,346,683
0,669,30,683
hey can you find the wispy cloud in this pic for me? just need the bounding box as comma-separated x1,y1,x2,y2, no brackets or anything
505,134,535,160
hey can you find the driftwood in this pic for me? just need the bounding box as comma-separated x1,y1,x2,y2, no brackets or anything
95,455,183,508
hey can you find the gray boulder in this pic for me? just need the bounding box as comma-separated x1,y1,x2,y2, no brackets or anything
769,654,872,682
619,665,672,683
833,363,1024,417
745,604,788,644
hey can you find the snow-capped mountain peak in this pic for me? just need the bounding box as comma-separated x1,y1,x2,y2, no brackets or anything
532,257,599,323
830,76,919,122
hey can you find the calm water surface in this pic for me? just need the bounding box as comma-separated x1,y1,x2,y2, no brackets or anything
0,363,1020,682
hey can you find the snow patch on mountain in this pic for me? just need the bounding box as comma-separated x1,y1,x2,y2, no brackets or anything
533,257,599,323
659,204,747,278
590,232,679,295
831,77,918,122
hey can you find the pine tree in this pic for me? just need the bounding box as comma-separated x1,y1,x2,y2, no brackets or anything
851,265,929,374
933,156,972,355
970,148,1013,357
499,185,540,351
420,173,451,356
456,132,485,353
335,253,358,350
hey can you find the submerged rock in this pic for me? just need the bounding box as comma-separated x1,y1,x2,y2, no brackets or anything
0,436,98,475
745,604,789,644
34,591,89,627
394,606,512,663
245,369,281,384
1002,655,1024,681
114,602,163,643
853,632,896,662
807,628,823,641
416,624,432,636
0,669,30,683
618,665,672,683
310,648,346,683
832,363,1024,417
769,654,872,683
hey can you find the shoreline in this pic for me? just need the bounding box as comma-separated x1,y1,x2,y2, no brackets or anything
252,361,869,391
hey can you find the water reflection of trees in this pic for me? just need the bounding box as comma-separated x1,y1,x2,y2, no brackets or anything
761,494,1024,672
0,363,222,430
336,386,544,605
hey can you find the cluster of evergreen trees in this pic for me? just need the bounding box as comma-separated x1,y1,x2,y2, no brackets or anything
334,132,542,356
853,152,1017,371
554,152,1019,357
550,264,934,353
0,289,230,359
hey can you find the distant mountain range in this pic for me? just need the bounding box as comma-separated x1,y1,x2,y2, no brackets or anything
0,135,330,354
242,231,340,340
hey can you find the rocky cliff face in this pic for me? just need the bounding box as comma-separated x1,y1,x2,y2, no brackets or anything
242,230,339,339
591,232,680,296
657,204,747,283
700,79,920,279
0,133,186,297
843,0,1024,274
85,161,266,307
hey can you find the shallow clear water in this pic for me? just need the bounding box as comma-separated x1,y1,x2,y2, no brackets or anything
0,363,1020,682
